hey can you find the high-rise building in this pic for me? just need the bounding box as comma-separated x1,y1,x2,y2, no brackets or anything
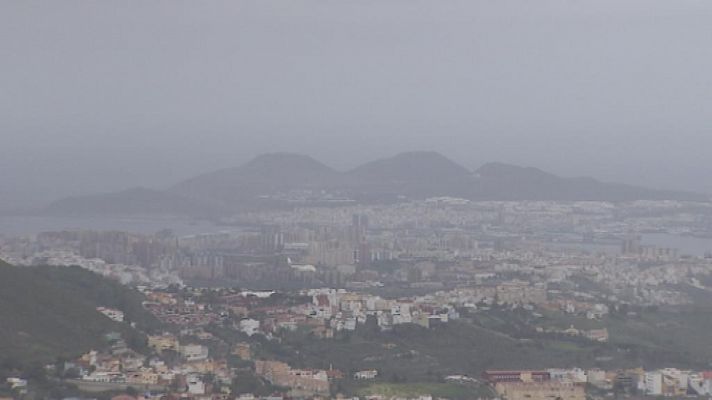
351,214,369,242
621,234,641,255
261,225,284,253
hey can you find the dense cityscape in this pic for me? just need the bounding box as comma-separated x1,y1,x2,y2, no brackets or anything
4,199,712,399
4,1,712,400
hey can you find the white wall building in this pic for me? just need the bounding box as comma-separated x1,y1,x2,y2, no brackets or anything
239,318,261,336
642,371,663,395
180,344,209,362
187,374,206,395
96,307,125,322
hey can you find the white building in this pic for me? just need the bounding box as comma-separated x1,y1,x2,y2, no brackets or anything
354,370,378,380
187,374,206,395
391,303,412,325
642,371,663,395
239,318,261,336
6,378,28,390
180,344,209,362
96,307,125,322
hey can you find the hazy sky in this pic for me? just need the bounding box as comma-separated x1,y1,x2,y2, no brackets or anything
2,0,712,209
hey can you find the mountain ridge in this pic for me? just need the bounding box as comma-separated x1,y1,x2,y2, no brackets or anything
348,151,472,182
41,152,709,216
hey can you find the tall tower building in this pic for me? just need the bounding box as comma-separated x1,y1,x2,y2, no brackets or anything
351,214,369,242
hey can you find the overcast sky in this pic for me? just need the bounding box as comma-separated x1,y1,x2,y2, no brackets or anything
1,0,712,209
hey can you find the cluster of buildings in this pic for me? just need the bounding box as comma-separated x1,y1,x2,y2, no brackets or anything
5,200,712,399
301,288,461,332
68,335,175,390
2,200,712,312
254,361,331,395
3,200,712,311
64,326,347,399
67,331,240,398
138,276,562,345
485,367,712,400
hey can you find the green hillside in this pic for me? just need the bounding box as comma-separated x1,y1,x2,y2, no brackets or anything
0,260,160,372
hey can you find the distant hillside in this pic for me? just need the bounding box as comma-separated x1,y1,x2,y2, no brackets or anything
470,162,706,201
348,151,471,183
43,152,708,217
345,151,474,201
169,153,343,210
44,187,217,217
0,260,160,371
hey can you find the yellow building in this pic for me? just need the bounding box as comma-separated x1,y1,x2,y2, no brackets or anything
147,334,179,352
495,381,585,400
232,342,252,360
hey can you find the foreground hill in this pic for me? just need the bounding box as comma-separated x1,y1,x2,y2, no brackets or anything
0,260,159,371
43,152,708,216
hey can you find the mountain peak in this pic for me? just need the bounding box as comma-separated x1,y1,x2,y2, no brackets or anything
390,151,465,164
243,153,334,174
475,162,557,181
349,151,470,181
